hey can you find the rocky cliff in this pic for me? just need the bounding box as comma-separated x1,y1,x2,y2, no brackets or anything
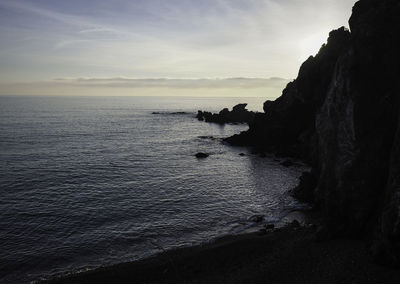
226,0,400,265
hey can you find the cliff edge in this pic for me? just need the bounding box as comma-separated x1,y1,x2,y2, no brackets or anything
226,0,400,265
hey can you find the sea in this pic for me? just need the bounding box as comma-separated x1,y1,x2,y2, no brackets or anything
0,96,307,283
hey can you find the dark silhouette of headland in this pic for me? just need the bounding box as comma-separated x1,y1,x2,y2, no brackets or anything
42,0,400,282
226,0,400,267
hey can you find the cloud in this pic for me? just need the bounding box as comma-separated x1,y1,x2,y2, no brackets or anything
0,77,290,97
78,27,121,34
0,0,92,28
0,0,358,82
52,77,290,89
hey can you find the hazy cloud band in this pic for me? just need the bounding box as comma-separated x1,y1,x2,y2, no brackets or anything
0,77,290,97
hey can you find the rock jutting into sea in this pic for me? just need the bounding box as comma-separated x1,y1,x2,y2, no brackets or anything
196,103,255,124
225,0,400,266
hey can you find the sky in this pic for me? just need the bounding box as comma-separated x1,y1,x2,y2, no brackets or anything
0,0,357,96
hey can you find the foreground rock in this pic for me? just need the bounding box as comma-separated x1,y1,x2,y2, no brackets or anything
225,0,400,265
197,103,255,124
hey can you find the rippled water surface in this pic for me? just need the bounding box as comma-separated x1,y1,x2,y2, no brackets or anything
0,96,306,283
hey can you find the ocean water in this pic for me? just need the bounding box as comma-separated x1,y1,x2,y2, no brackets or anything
0,96,307,283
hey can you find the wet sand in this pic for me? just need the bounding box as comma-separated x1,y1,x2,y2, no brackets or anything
41,224,400,284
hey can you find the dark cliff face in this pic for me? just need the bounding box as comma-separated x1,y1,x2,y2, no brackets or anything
226,27,351,160
318,0,400,264
316,0,400,230
226,0,400,265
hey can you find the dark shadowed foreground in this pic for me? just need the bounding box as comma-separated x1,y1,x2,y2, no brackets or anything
43,226,400,284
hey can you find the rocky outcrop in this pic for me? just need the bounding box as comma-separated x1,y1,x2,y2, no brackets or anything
226,0,400,265
197,103,255,124
225,27,351,160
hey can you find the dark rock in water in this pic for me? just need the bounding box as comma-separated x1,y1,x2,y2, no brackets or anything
198,136,216,140
239,153,246,156
265,224,275,230
195,153,209,158
171,112,188,115
249,215,264,223
224,0,400,265
196,104,255,124
259,153,267,158
281,159,294,167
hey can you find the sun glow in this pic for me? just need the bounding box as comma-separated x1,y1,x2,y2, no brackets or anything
299,31,330,61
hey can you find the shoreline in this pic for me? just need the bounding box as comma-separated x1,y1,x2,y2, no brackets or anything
39,211,400,284
36,209,312,282
40,225,400,284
